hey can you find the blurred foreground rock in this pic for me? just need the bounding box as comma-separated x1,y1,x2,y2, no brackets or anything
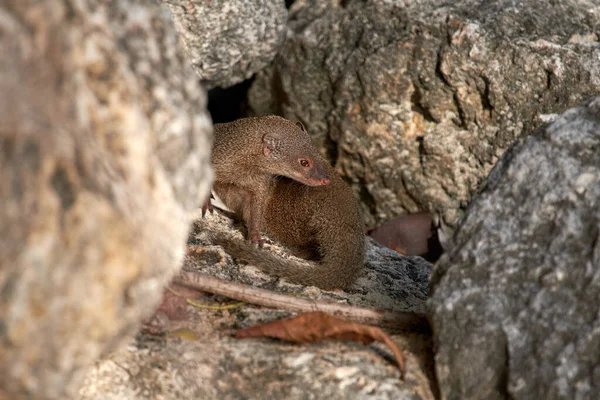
430,97,600,399
0,0,211,398
249,0,600,229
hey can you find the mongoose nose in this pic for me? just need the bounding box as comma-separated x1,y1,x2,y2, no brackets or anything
320,176,330,185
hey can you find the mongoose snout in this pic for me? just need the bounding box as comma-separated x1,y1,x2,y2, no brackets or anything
290,158,330,186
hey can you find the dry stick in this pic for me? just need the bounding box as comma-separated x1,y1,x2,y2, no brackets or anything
174,271,431,333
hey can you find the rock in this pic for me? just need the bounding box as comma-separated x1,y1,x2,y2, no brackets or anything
0,0,211,398
77,211,436,399
429,97,600,399
161,0,287,89
190,212,433,314
79,332,436,400
248,0,600,229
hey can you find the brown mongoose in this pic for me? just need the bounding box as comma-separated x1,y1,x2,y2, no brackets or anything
207,116,331,245
208,116,365,290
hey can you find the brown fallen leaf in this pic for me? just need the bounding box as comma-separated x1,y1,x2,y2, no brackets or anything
156,284,202,321
236,311,406,379
392,246,408,256
368,212,443,262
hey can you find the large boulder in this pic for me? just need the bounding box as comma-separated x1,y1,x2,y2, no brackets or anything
248,0,600,228
0,0,212,398
429,97,600,399
161,0,288,89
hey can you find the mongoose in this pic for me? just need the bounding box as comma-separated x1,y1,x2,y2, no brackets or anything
207,116,365,290
208,116,331,245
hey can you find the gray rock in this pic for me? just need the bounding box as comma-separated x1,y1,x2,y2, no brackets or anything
190,212,432,314
248,0,600,229
0,0,211,398
429,97,600,399
77,211,436,399
161,0,287,89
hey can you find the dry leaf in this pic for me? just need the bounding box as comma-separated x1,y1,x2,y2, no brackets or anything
156,284,204,320
236,311,406,378
369,212,443,262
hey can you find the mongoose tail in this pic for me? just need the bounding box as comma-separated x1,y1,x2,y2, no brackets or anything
211,228,365,291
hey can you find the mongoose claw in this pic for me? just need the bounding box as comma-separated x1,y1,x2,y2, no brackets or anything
201,197,213,217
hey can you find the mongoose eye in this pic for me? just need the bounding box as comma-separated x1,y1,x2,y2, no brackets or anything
299,159,311,168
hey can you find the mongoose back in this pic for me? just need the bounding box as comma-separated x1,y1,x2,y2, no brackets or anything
209,116,365,290
209,116,331,245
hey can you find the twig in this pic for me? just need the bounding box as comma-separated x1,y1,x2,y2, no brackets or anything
186,298,245,310
173,271,431,333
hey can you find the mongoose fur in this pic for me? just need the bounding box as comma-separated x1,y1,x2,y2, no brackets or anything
208,116,365,290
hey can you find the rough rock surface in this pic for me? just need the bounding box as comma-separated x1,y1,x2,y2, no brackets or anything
0,0,211,398
162,0,287,89
78,211,436,399
191,212,432,314
429,97,600,399
248,0,600,228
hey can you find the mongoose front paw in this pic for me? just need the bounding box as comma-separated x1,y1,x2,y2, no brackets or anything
249,234,265,248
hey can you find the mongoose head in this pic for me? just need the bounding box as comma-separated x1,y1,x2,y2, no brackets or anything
260,117,330,186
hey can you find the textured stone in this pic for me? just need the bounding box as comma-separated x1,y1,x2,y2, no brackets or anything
190,211,432,314
429,97,600,399
248,0,600,229
0,0,211,398
162,0,287,89
79,332,436,400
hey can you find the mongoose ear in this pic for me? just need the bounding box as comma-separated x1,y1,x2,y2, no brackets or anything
295,121,306,131
262,132,281,156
